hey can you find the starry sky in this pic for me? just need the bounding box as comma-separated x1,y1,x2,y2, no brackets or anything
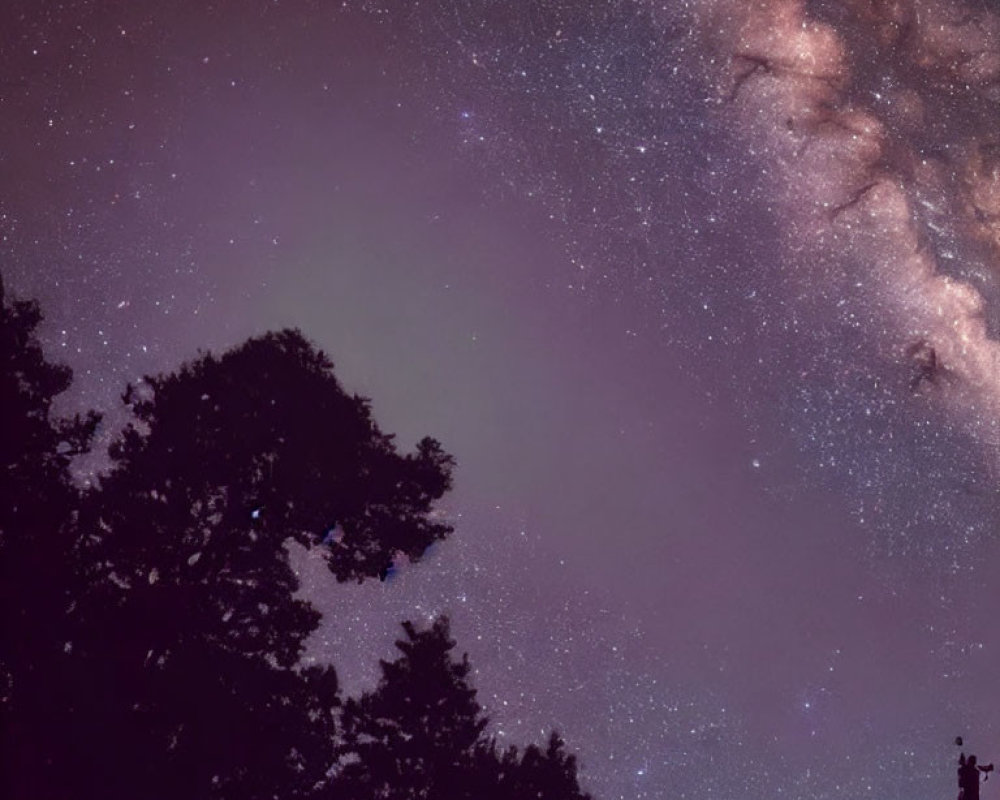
5,0,1000,798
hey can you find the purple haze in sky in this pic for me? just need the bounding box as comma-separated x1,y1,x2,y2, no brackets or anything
5,1,1000,798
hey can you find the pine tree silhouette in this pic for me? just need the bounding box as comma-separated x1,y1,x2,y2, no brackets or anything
469,732,592,799
333,616,488,800
331,616,592,800
508,731,592,800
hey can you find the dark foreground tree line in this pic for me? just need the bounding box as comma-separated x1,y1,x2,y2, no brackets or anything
0,274,591,800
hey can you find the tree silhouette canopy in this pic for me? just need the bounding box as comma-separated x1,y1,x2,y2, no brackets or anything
332,616,592,800
64,329,455,798
334,616,489,799
1,275,593,800
0,276,100,797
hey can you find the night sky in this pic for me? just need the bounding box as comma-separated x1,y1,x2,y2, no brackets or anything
4,1,1000,798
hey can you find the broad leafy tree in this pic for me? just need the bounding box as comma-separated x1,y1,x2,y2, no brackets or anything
1,281,594,800
64,329,454,798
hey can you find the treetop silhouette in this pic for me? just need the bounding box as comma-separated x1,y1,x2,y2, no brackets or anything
101,329,454,581
333,615,592,800
334,616,488,799
1,277,592,800
60,328,457,797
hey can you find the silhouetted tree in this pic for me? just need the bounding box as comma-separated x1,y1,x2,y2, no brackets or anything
507,731,592,800
333,616,488,799
331,616,591,800
1,283,593,800
0,273,100,798
467,733,592,799
63,329,454,798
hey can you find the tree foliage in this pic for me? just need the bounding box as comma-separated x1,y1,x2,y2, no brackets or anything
64,329,454,798
334,617,488,799
0,276,99,797
332,616,592,800
1,277,593,800
501,731,592,800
